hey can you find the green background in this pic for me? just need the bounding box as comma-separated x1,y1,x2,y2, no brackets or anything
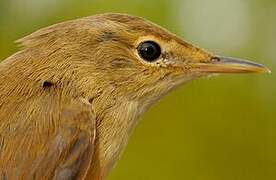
0,0,275,179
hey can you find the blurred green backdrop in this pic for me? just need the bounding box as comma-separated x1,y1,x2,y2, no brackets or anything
0,0,275,179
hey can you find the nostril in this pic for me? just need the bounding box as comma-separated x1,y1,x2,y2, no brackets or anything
211,57,221,62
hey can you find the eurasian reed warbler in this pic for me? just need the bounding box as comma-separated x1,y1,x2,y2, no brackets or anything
0,13,270,180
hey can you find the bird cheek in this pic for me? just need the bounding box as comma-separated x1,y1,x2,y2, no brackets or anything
166,64,206,84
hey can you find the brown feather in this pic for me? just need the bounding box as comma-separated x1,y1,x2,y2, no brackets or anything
0,13,214,179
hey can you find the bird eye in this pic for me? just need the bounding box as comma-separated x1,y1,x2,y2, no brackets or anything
137,41,161,62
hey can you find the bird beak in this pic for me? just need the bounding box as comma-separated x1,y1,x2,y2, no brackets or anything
192,56,271,74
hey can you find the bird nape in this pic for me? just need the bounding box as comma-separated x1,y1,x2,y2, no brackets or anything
0,13,270,180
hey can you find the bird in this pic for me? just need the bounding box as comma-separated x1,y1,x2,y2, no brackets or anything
0,13,270,180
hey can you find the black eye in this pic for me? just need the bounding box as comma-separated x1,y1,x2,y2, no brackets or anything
137,41,161,62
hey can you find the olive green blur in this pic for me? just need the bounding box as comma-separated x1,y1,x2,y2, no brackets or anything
0,0,275,179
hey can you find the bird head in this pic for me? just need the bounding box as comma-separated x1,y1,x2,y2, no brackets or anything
72,14,269,106
18,13,270,111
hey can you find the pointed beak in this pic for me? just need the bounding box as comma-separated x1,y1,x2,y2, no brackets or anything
192,56,271,74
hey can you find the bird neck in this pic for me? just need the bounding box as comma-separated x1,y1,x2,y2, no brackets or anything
88,91,143,178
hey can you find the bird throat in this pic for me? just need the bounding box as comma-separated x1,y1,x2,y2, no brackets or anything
89,97,142,178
